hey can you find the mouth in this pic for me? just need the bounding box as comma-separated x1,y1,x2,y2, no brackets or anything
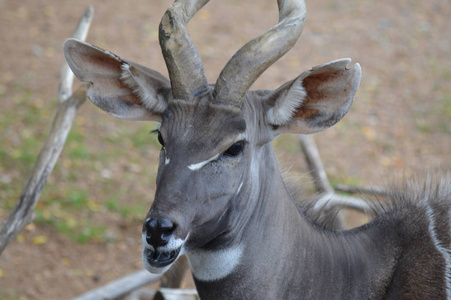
143,246,181,269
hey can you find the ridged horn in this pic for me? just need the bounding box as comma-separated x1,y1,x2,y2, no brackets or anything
214,0,307,107
159,0,211,100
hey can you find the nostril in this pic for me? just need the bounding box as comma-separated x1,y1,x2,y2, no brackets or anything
145,217,176,247
147,217,175,232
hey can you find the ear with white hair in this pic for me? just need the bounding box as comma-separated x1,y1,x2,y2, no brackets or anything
63,38,171,122
265,59,361,135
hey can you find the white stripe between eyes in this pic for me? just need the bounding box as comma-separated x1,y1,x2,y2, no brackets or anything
187,154,220,171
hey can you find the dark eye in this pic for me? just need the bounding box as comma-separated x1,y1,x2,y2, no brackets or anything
157,131,165,147
224,141,245,157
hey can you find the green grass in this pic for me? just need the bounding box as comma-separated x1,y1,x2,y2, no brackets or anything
105,196,148,222
66,190,89,208
0,290,19,300
413,94,451,134
105,197,119,211
57,221,109,244
118,204,147,222
0,85,158,244
68,145,89,159
33,189,117,243
329,174,364,190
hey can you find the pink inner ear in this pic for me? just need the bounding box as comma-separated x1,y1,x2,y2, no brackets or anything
63,39,167,122
274,59,361,134
64,39,124,82
293,59,358,116
295,70,349,119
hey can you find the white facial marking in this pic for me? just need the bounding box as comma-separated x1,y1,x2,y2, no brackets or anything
187,154,220,171
141,233,188,274
165,157,170,165
236,182,244,195
425,205,451,296
157,236,185,252
141,232,186,253
187,245,243,281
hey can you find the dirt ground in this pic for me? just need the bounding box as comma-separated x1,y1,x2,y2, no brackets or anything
0,0,450,299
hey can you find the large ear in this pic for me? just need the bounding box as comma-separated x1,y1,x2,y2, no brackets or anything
63,38,171,121
266,58,361,135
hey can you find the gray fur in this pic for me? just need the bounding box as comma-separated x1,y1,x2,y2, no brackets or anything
62,0,450,298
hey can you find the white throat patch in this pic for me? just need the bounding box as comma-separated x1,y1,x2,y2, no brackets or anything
187,245,243,281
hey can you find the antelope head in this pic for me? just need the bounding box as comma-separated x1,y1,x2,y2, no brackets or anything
63,0,361,275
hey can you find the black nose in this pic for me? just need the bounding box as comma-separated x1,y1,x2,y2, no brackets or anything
144,217,176,248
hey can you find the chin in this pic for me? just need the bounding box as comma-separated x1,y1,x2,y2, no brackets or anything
142,245,184,274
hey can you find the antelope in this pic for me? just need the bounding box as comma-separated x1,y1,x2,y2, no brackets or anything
63,0,451,298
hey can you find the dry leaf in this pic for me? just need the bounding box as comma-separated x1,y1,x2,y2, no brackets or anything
29,26,40,37
361,126,376,141
379,156,392,167
66,217,77,228
45,47,56,58
393,155,404,168
16,233,25,243
62,258,71,266
32,235,48,245
88,201,100,212
44,6,55,17
42,210,52,220
25,223,36,232
198,10,211,21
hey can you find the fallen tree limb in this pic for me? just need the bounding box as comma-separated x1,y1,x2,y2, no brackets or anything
73,269,162,300
0,85,88,255
0,5,93,256
298,134,349,229
329,194,371,212
58,6,94,104
312,192,372,214
298,135,333,194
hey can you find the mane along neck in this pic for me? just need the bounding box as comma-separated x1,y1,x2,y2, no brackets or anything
192,174,451,299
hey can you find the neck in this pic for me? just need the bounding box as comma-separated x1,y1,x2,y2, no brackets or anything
187,145,398,299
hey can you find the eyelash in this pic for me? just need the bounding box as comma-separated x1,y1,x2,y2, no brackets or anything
151,130,165,148
223,140,245,157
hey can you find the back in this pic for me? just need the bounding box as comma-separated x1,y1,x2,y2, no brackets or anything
371,175,451,299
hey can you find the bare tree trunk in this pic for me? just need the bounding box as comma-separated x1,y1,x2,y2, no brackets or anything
298,134,345,228
298,135,334,194
58,6,94,104
0,6,94,255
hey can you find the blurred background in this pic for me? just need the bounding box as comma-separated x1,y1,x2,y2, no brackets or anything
0,0,449,298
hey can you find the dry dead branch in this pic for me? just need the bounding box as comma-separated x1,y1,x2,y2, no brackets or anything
298,134,372,213
0,6,93,255
298,135,333,194
335,183,390,196
73,269,162,300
